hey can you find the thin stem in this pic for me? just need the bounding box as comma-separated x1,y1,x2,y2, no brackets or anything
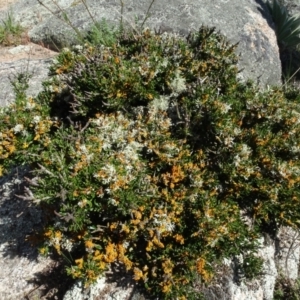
119,0,124,33
140,0,156,31
283,65,300,88
81,0,97,26
36,0,84,44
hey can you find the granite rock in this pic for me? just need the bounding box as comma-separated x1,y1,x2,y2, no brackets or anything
0,0,282,88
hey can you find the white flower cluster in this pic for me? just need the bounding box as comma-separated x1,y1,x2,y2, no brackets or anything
170,70,187,94
149,95,170,112
234,144,252,168
153,212,175,233
13,124,24,134
76,144,94,163
278,161,300,179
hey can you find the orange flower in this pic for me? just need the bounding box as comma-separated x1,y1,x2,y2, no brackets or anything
162,259,174,275
173,234,184,244
196,257,212,282
133,267,144,281
86,269,97,280
153,236,164,248
122,256,133,271
93,250,103,261
121,224,130,234
146,241,153,252
171,165,185,184
133,210,142,220
196,258,205,275
85,240,94,249
44,230,53,238
104,242,118,263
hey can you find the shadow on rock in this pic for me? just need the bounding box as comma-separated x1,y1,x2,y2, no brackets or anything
0,165,75,299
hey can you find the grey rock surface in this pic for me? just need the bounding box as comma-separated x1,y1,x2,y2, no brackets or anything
0,0,282,88
0,57,54,106
280,0,300,16
0,166,55,300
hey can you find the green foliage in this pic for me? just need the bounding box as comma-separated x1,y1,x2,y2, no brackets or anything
47,27,239,124
2,26,300,298
9,72,32,102
242,254,264,280
83,18,121,47
266,0,300,52
0,12,25,46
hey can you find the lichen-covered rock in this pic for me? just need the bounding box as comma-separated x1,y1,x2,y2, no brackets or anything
0,0,281,88
0,57,54,106
0,43,58,106
276,226,300,280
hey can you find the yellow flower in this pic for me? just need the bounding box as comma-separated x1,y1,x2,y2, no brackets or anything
5,144,16,154
146,241,153,252
109,222,118,230
44,230,53,238
39,247,46,255
54,243,61,255
133,210,142,220
131,219,141,225
162,259,174,275
173,234,184,244
122,256,133,271
104,242,118,263
147,93,153,100
75,258,84,269
0,165,3,177
138,206,145,212
55,231,62,240
34,134,40,141
196,257,212,282
71,269,82,278
86,269,97,281
153,236,164,248
93,250,103,261
22,142,29,149
196,258,205,274
143,265,149,272
133,267,144,281
161,281,172,294
85,240,94,249
121,224,130,234
98,261,107,270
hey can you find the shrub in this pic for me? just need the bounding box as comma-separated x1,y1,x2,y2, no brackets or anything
2,26,300,298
